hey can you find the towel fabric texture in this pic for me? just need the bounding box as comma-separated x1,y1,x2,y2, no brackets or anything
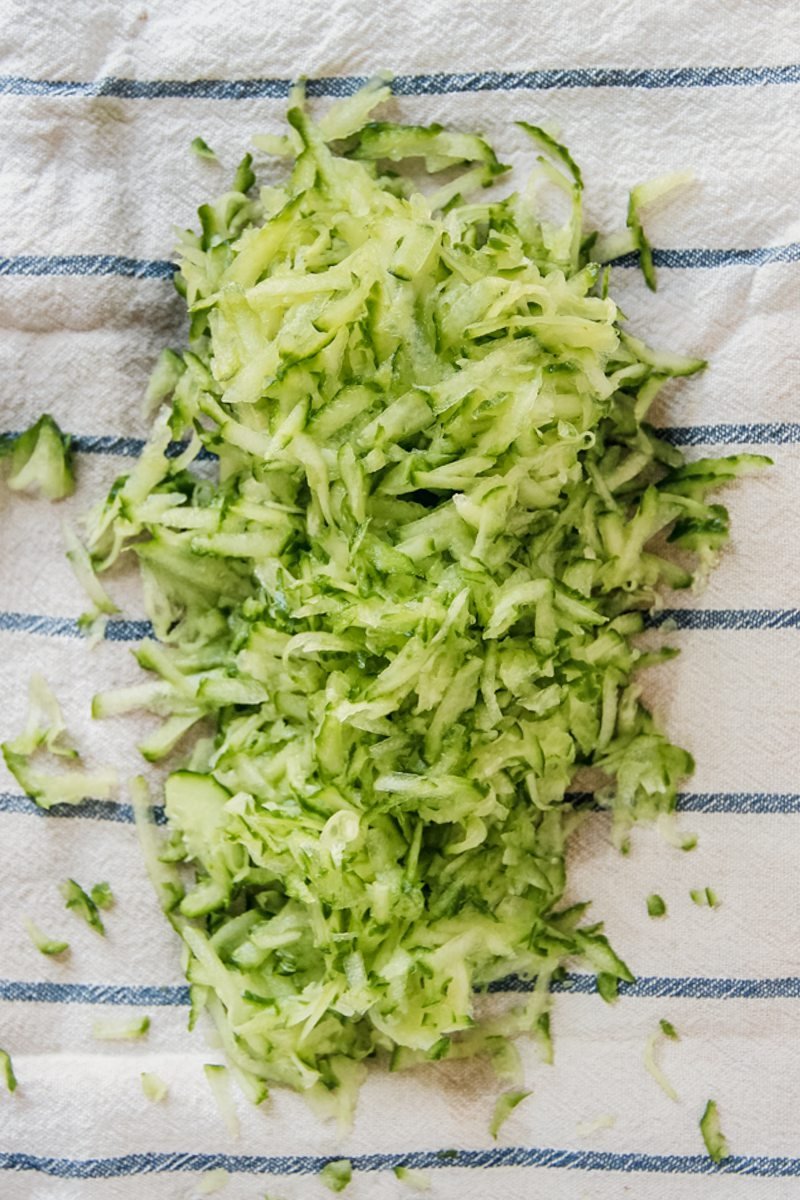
1,2,799,1197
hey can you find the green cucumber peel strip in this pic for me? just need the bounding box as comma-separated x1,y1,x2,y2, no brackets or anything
700,1099,730,1163
2,675,117,810
319,1159,352,1193
490,1088,532,1138
191,137,219,163
61,879,106,935
393,1165,431,1191
90,881,115,910
2,414,74,500
92,1016,150,1040
0,1049,18,1093
24,918,69,957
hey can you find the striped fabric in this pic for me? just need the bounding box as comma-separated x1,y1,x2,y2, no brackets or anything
1,2,799,1196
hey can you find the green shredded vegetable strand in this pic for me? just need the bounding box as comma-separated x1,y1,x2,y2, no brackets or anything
576,1113,616,1137
83,82,769,1109
92,1016,150,1041
0,1048,17,1093
204,1064,240,1138
700,1099,730,1163
690,887,721,909
319,1159,353,1193
490,1088,532,1138
643,1027,679,1102
63,521,119,636
191,137,219,163
61,879,106,935
627,173,693,291
2,675,117,810
660,1018,679,1040
90,881,115,910
24,918,70,957
647,893,667,918
393,1165,431,1191
1,413,74,500
141,1070,169,1102
597,973,622,1004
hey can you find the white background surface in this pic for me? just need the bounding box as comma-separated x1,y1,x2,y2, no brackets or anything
1,2,799,1196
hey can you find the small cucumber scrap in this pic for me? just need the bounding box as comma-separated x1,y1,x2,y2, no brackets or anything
1,414,74,499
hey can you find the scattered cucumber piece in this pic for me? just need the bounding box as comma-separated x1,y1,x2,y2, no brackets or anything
90,881,115,910
0,1049,18,1093
61,879,105,935
1,413,74,499
489,1089,532,1138
92,1016,150,1041
24,918,69,957
700,1099,730,1163
141,1070,169,1102
191,137,219,163
319,1160,352,1193
204,1064,239,1138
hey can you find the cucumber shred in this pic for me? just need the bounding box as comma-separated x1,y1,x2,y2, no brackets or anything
92,1016,150,1040
204,1063,240,1138
0,1048,18,1093
80,82,768,1112
2,675,117,811
90,881,115,910
191,137,219,164
393,1165,431,1191
319,1159,353,1193
489,1088,532,1138
61,879,106,935
1,413,74,500
141,1070,169,1102
24,918,69,957
643,1026,679,1102
700,1098,730,1163
690,886,721,909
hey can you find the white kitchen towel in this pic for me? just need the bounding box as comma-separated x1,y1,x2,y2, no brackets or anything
1,2,800,1197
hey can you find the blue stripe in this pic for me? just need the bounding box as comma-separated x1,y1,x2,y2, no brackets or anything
0,792,166,824
677,792,800,813
69,433,216,461
657,421,800,446
2,788,798,825
18,424,800,458
2,64,800,100
0,612,152,640
1,1146,799,1179
647,608,800,631
3,608,798,644
2,788,796,826
495,974,800,999
618,243,800,270
3,245,799,281
0,981,188,1005
72,433,147,457
4,974,800,1007
0,255,173,279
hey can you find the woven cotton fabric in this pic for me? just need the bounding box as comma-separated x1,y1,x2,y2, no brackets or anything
1,2,799,1196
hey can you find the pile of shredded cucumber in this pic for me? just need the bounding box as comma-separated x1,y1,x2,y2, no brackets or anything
46,80,768,1112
